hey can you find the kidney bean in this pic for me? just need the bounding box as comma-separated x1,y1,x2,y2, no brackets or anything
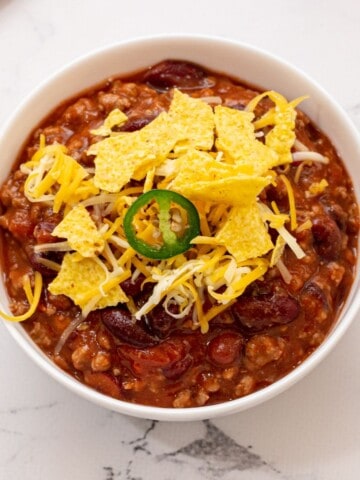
26,248,64,277
45,290,73,311
143,60,208,91
120,115,157,132
162,353,193,380
146,305,178,338
263,182,288,210
89,307,159,347
118,339,185,376
231,102,247,111
33,220,60,243
207,331,243,366
312,215,342,260
120,274,145,297
232,292,300,330
300,282,329,322
325,203,347,230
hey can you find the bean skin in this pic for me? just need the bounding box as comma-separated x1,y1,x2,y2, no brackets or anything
146,305,178,339
326,203,347,230
300,282,329,322
207,332,243,366
232,292,300,330
143,60,208,91
118,339,186,376
120,274,145,297
26,250,63,277
163,353,193,380
311,215,342,261
33,220,60,243
120,115,157,132
88,307,159,347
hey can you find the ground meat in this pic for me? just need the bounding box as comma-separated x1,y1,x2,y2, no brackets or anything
245,335,286,368
0,60,358,408
91,352,111,372
71,345,93,371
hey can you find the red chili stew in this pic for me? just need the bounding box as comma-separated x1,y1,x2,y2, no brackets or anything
0,60,358,408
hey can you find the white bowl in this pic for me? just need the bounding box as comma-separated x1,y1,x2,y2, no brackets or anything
1,34,360,421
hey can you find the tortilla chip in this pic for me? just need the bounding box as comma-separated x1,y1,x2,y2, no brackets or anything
90,109,128,136
214,105,279,174
90,112,177,192
48,253,128,310
170,149,271,205
216,203,273,263
52,204,104,257
169,89,214,152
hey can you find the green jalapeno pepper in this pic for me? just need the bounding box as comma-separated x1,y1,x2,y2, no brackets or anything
123,189,200,259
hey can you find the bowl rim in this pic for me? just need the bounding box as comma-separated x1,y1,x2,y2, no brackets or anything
1,33,360,421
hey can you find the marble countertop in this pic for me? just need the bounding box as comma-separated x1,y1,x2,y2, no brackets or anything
1,0,360,478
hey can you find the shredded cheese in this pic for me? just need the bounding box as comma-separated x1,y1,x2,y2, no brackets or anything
0,273,43,322
276,259,292,284
293,139,309,152
21,142,98,212
296,219,313,232
279,174,298,230
15,88,312,336
292,151,329,164
308,179,329,196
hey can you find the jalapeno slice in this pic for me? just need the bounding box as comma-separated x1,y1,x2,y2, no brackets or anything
123,190,200,259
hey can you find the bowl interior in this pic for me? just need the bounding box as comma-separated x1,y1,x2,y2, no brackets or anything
1,35,360,421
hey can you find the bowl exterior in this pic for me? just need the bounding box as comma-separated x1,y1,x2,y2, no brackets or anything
1,34,360,421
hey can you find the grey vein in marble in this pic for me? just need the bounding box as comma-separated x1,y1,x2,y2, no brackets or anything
159,420,281,479
0,401,59,415
128,420,157,456
101,419,286,480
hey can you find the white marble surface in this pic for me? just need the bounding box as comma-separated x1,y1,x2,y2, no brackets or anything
1,0,360,478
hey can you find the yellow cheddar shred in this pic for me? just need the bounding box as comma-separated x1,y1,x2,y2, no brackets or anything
308,179,329,196
14,88,309,335
0,272,43,322
279,174,298,230
21,141,98,213
246,91,307,165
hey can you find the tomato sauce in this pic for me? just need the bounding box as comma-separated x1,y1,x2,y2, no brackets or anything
0,60,358,408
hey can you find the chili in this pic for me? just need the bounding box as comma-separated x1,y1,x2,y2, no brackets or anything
0,60,358,409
